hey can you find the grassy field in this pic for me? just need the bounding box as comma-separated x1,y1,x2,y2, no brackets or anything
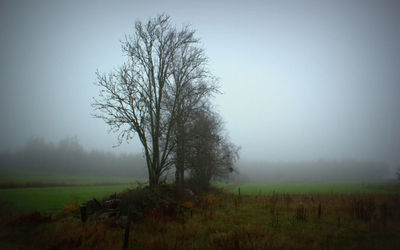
0,177,399,249
0,177,397,214
1,190,399,249
0,185,133,213
230,181,399,195
0,172,140,213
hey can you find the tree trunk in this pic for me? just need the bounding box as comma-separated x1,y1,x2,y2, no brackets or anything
175,113,185,192
149,167,160,190
146,153,160,190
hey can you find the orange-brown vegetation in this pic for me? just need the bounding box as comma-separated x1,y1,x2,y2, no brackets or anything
63,201,80,213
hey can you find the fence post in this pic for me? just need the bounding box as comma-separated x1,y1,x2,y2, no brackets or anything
123,207,132,250
80,204,87,223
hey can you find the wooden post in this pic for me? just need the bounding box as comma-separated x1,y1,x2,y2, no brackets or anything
80,204,87,223
238,187,241,196
318,202,322,219
123,207,132,250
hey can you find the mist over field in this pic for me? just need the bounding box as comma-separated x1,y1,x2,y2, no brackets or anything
0,137,394,182
2,2,400,249
1,0,400,178
0,137,147,178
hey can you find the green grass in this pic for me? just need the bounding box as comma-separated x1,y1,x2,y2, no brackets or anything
0,177,397,215
0,185,134,213
229,181,398,195
0,172,141,213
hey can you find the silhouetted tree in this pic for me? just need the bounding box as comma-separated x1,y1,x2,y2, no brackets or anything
170,42,218,190
186,108,240,189
92,14,214,189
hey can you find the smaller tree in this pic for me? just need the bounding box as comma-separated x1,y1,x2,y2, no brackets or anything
185,109,240,189
169,40,218,190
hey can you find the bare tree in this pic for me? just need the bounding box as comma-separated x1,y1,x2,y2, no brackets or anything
92,14,205,189
169,41,218,189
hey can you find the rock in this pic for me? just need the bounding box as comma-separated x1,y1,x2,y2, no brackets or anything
85,198,103,215
103,199,120,209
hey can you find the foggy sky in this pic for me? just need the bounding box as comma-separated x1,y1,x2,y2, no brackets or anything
1,0,400,164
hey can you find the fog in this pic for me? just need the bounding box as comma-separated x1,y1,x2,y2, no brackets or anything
0,137,391,182
0,137,147,177
1,0,400,174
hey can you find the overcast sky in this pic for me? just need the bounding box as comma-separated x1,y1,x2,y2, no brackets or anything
1,0,400,164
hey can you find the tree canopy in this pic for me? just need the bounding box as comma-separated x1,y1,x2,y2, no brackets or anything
93,14,239,190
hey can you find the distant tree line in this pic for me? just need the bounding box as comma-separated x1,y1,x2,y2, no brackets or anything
234,159,392,182
0,137,147,177
92,14,239,190
0,137,392,182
